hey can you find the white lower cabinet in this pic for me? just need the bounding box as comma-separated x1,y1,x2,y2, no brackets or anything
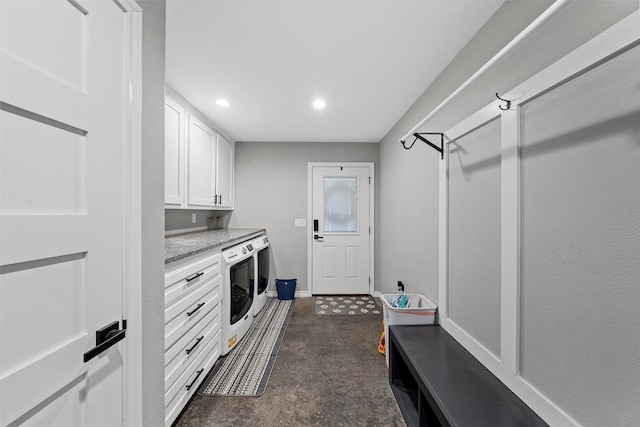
164,251,223,426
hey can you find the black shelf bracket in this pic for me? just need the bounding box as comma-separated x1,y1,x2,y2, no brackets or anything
401,132,445,159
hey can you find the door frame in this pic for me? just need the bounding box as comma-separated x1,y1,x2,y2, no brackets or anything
119,0,143,425
307,162,375,296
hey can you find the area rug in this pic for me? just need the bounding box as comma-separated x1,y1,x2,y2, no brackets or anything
314,295,381,316
198,297,293,397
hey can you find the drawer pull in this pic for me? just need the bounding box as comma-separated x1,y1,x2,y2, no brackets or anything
185,368,204,391
186,302,205,317
185,336,204,354
185,272,204,283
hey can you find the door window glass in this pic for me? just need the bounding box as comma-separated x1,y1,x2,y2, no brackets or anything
324,177,357,233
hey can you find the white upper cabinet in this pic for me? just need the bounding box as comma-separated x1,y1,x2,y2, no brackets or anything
164,88,234,210
187,117,217,207
216,134,233,208
164,95,186,207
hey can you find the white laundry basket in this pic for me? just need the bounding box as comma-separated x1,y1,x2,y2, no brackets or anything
380,294,437,366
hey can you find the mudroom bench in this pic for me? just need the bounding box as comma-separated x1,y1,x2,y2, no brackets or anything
388,325,548,427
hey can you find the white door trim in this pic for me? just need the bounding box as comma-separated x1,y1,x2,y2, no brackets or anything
119,0,143,425
307,162,375,296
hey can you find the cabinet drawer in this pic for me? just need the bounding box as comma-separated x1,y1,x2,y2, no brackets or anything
165,276,221,351
165,302,221,393
165,253,221,308
165,270,220,326
165,331,221,427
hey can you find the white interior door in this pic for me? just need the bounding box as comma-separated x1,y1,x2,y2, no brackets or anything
0,1,131,425
311,165,371,295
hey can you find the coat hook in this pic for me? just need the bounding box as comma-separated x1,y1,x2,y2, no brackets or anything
495,93,511,110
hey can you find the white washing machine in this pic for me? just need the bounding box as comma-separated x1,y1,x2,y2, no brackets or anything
221,241,254,355
251,234,270,316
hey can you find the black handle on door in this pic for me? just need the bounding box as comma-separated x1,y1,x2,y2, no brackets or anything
314,234,324,241
83,321,126,362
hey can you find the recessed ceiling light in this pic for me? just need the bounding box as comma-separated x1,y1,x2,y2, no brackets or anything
216,99,231,107
313,99,327,109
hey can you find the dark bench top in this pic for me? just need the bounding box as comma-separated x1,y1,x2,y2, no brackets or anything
389,325,548,427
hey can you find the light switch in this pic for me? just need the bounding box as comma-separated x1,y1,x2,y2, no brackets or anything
294,218,306,227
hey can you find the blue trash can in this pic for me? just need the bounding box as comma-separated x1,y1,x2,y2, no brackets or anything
275,279,296,300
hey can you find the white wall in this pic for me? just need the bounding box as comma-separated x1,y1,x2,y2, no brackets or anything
229,142,378,293
377,0,638,303
140,1,166,425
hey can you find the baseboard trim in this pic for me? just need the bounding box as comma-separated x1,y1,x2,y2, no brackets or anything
266,290,312,298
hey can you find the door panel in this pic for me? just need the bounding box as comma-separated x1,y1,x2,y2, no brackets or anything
216,134,233,207
187,118,216,207
345,246,358,278
0,0,86,90
0,1,129,425
165,97,185,206
312,166,371,295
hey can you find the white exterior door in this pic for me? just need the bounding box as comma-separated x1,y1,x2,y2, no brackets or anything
0,1,133,425
311,164,372,295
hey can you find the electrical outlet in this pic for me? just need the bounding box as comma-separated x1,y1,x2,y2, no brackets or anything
294,218,306,227
192,213,197,223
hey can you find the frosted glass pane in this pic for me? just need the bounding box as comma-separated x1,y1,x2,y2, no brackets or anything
324,177,357,233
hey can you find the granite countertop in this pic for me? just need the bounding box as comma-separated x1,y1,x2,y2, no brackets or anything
165,228,265,264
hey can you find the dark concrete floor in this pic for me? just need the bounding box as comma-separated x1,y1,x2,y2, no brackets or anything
175,297,406,427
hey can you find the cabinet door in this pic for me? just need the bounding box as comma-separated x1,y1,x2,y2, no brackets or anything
164,96,185,207
188,117,216,207
216,134,234,208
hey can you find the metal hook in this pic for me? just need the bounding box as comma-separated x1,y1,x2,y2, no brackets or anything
496,93,511,110
401,136,418,150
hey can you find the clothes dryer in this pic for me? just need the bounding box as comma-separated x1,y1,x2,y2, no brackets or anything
221,241,254,355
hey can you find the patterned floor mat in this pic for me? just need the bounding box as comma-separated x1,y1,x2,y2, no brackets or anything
198,298,293,396
314,295,381,315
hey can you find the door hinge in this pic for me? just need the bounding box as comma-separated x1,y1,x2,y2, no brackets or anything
369,277,371,284
368,176,371,184
369,227,371,234
122,319,127,330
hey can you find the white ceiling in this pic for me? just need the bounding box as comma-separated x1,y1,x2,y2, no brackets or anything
165,0,504,143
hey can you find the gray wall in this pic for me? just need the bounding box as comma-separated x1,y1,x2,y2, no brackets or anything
448,118,502,358
229,142,378,293
165,209,231,232
140,1,165,425
377,1,637,303
376,2,638,426
519,45,639,426
147,1,638,424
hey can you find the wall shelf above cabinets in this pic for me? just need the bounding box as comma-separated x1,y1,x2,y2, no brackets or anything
164,87,234,210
